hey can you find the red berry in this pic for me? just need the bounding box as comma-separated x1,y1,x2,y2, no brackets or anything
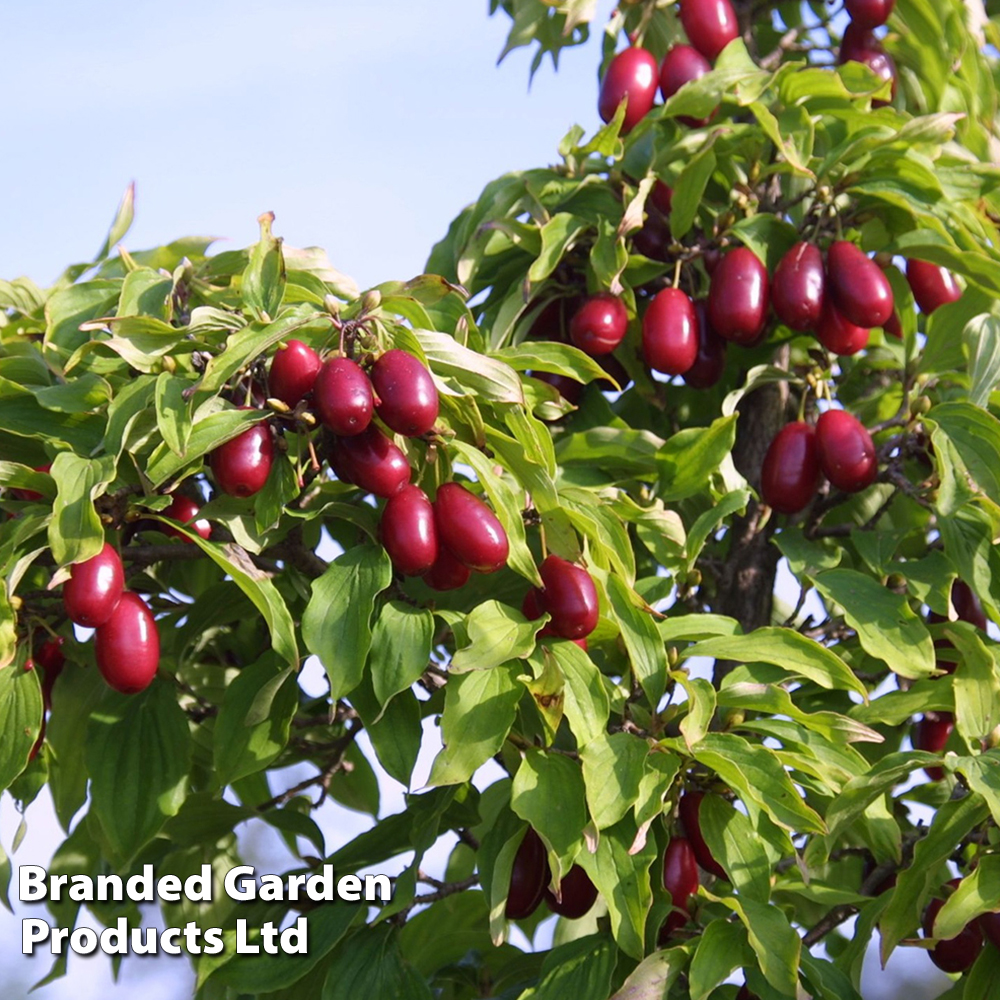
162,494,212,542
913,711,954,781
370,349,440,437
210,415,274,498
682,302,727,389
679,0,739,61
380,485,438,576
979,911,1000,951
651,181,674,216
598,48,659,134
543,864,598,919
63,542,125,628
923,880,983,973
538,555,599,640
660,836,699,942
313,357,374,437
815,410,877,493
506,828,549,920
678,791,727,879
827,241,894,328
632,211,672,261
422,547,471,592
884,311,903,339
658,45,712,126
522,587,545,621
906,260,962,315
35,636,65,680
845,0,894,28
772,242,825,331
816,299,870,356
643,288,699,375
839,25,897,105
761,422,821,514
707,248,770,346
433,483,509,574
268,339,322,407
332,425,411,499
569,294,629,357
95,591,160,695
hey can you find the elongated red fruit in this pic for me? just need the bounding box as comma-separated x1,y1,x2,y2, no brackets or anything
314,356,374,437
816,299,870,356
772,242,825,331
422,547,471,592
683,302,726,389
845,0,894,28
678,791,727,879
651,181,673,216
643,288,699,375
839,25,897,104
95,591,160,695
660,836,699,942
434,483,509,573
827,241,894,328
707,248,769,345
333,426,411,498
679,0,739,61
36,636,66,711
979,910,1000,951
658,45,712,126
570,293,629,356
506,828,549,920
598,47,659,133
63,542,125,628
906,260,962,315
761,422,821,514
268,339,322,406
371,349,439,437
923,879,983,973
952,580,988,631
815,409,877,493
544,864,598,919
380,485,438,576
913,711,954,781
539,555,599,640
210,415,274,497
162,494,212,542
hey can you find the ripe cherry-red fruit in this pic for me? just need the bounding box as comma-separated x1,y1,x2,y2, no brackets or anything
884,311,903,339
95,591,160,695
380,485,438,577
761,422,821,514
979,911,1000,951
544,864,598,919
36,636,66,710
62,542,125,628
598,47,659,133
643,288,699,375
210,415,274,498
660,836,699,941
651,181,673,216
313,357,374,437
678,791,727,879
333,426,411,498
707,248,769,346
683,302,727,389
815,409,877,493
569,293,628,357
839,25,897,104
268,339,322,406
659,45,712,126
816,299,870,356
633,211,672,261
434,483,509,574
913,711,954,781
371,349,440,437
772,242,825,331
422,547,471,592
679,0,739,61
923,880,983,973
906,259,962,315
827,241,894,328
163,494,211,542
506,828,549,920
538,555,599,640
952,580,988,631
845,0,894,28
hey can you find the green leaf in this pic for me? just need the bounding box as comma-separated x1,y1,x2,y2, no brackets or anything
86,681,192,865
949,624,1000,740
608,947,688,1000
546,641,610,747
683,627,869,700
814,569,936,680
34,372,112,414
213,655,298,786
154,372,192,456
451,600,538,674
322,925,431,1000
928,401,1000,507
428,663,522,786
528,213,590,284
698,793,771,902
48,453,115,567
964,315,1000,408
494,341,610,386
688,919,751,1000
351,674,423,788
518,934,618,1000
657,415,738,502
302,542,391,697
675,674,716,748
415,329,524,404
581,732,648,830
954,752,1000,827
670,145,716,240
0,659,42,794
242,211,286,322
606,575,668,708
934,856,1000,940
117,267,173,319
369,601,434,706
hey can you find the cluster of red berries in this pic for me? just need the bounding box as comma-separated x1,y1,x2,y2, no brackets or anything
840,0,896,106
505,828,599,921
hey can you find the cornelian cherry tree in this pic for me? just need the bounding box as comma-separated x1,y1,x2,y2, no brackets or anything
3,0,1000,996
